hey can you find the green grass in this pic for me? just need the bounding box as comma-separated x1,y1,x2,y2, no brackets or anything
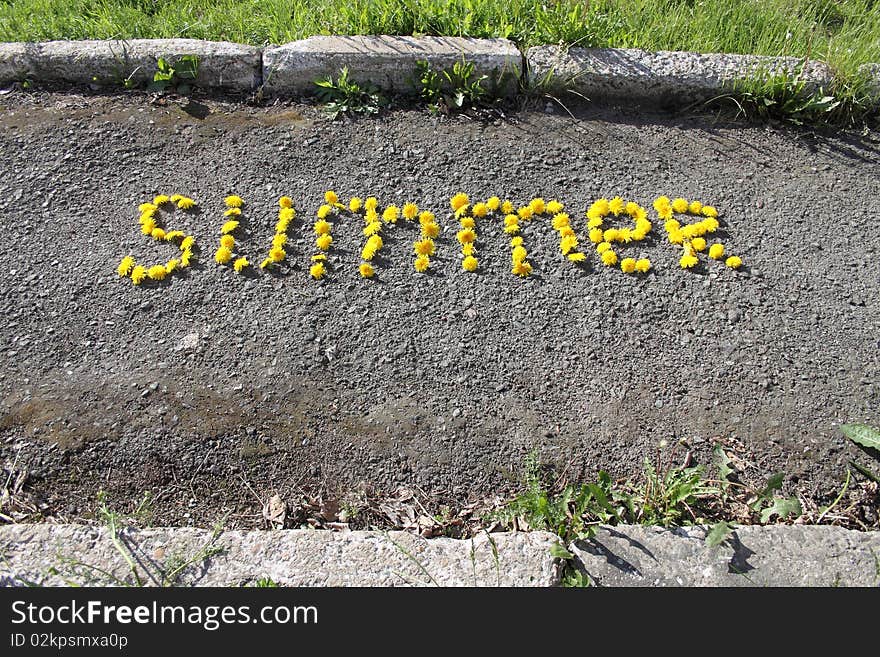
0,1,877,75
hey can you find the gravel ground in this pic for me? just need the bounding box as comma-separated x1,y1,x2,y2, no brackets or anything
0,91,878,527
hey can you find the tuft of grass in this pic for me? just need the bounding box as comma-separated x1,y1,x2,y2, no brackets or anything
314,66,387,119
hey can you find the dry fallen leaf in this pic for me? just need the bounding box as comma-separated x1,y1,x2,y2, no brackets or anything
262,494,287,527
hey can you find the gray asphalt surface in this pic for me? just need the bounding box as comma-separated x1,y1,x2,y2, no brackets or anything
1,92,878,527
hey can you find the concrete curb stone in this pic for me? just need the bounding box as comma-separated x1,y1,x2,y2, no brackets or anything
526,45,835,103
262,35,522,97
0,524,561,587
571,525,880,587
0,39,261,92
860,63,880,100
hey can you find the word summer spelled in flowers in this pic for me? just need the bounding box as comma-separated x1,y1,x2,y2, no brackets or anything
117,191,745,286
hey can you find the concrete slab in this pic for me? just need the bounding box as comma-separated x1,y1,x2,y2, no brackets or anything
571,525,880,587
0,39,261,92
526,46,834,104
0,524,561,587
262,35,521,97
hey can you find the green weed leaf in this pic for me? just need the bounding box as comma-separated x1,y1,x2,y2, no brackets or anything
705,520,733,547
549,542,573,560
760,496,802,523
842,424,880,452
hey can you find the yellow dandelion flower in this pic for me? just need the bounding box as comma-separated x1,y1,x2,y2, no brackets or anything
587,217,604,229
625,201,640,216
324,190,338,205
314,219,332,236
275,219,290,234
552,213,570,230
153,195,170,206
181,250,193,267
418,210,435,225
363,221,382,237
668,229,684,245
224,195,243,208
589,198,611,216
688,200,703,214
402,203,419,220
364,197,378,211
501,200,514,214
316,204,332,220
141,218,156,235
215,246,233,264
414,254,430,272
472,202,488,218
459,217,476,230
635,218,652,235
691,237,707,252
271,233,287,249
139,202,157,213
279,196,293,209
664,219,681,233
117,256,135,277
603,228,619,243
309,262,326,279
450,192,469,212
131,265,147,285
653,196,671,211
601,249,618,266
511,236,524,247
503,223,520,235
657,206,674,221
596,242,612,254
220,234,235,249
517,206,533,220
165,259,179,274
457,228,476,244
547,200,564,214
221,220,239,234
512,245,528,263
620,257,637,274
359,262,375,278
512,259,532,277
382,206,400,223
364,208,379,224
701,217,720,233
725,255,743,269
672,198,688,213
148,264,167,281
709,243,725,260
269,246,286,262
504,214,519,228
462,256,478,272
487,196,501,211
421,222,440,239
230,257,247,272
560,234,579,255
680,254,699,269
170,194,183,203
349,197,363,212
609,197,625,215
139,209,155,224
151,227,166,241
224,207,241,217
177,197,195,210
462,242,475,256
529,198,546,215
164,230,185,241
367,235,383,251
589,228,604,243
635,258,651,273
279,207,295,222
311,254,327,262
316,234,333,251
568,252,587,263
618,228,633,243
702,205,718,218
180,236,195,251
414,239,435,256
559,225,575,238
